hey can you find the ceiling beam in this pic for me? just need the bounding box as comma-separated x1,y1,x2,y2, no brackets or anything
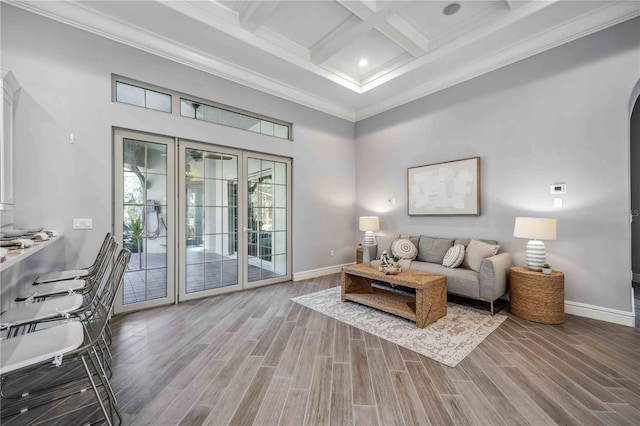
239,1,281,33
338,1,427,57
310,1,409,65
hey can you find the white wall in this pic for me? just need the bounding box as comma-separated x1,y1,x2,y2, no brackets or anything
1,5,356,274
356,18,640,314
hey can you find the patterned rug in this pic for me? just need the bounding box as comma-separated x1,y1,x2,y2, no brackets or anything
291,286,507,367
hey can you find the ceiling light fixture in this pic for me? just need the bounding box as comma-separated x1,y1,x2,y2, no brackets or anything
443,3,461,16
358,58,368,67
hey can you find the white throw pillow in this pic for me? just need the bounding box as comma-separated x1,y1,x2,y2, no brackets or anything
462,239,500,272
391,238,418,260
442,244,465,268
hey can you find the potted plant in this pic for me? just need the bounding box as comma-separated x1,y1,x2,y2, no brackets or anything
542,263,552,275
392,256,402,272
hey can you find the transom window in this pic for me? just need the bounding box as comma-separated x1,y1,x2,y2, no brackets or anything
112,75,292,141
115,81,171,113
180,98,289,139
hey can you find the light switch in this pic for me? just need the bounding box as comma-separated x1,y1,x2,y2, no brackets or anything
550,183,566,194
73,218,93,229
553,198,563,208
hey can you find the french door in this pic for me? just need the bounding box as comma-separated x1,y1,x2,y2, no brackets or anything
114,130,291,312
113,129,176,314
178,140,292,301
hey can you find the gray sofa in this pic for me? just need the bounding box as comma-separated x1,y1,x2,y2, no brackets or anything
372,235,512,314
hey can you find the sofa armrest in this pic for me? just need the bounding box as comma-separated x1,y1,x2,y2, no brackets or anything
479,253,512,302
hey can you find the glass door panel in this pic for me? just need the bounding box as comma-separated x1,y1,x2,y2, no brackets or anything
179,142,242,301
114,129,175,314
245,154,291,287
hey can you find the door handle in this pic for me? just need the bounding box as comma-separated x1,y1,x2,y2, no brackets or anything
244,227,252,232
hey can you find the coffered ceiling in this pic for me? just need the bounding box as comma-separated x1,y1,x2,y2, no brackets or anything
8,1,640,121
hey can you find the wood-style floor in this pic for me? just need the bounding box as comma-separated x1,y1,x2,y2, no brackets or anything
3,274,640,425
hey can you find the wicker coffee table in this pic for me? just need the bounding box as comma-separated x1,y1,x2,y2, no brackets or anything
341,263,447,328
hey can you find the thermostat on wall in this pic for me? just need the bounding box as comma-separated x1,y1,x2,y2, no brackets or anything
550,183,566,194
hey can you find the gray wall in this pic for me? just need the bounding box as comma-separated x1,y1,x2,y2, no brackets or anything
356,18,640,312
632,96,640,278
1,5,356,274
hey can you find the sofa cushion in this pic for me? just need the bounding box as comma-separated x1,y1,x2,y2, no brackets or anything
409,261,480,299
442,244,465,268
375,234,399,259
417,236,454,264
454,238,498,248
462,239,500,272
391,238,418,260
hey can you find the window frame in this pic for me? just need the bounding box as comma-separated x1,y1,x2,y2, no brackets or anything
112,74,293,141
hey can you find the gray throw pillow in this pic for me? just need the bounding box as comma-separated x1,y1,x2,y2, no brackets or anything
462,239,500,272
417,236,454,264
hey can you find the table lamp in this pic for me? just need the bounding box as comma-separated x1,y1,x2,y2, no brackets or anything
514,217,557,271
359,216,379,263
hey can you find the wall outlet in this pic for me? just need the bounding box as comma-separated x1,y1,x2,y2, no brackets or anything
73,218,92,229
330,250,335,257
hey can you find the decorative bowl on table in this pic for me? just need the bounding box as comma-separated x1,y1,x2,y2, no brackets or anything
383,266,401,275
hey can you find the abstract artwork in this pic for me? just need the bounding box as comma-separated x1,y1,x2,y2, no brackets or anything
408,157,480,216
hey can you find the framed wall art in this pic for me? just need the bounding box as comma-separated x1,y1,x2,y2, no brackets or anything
407,156,480,216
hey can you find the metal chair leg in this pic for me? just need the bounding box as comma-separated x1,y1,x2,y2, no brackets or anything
81,355,113,426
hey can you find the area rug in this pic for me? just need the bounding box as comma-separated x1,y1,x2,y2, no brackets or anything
291,286,507,367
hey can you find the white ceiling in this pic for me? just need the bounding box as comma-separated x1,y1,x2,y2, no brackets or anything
9,1,640,121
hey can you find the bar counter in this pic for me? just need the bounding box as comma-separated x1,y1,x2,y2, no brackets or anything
0,235,66,312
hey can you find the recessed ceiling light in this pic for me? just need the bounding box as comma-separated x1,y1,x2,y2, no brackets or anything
443,3,461,16
358,58,368,67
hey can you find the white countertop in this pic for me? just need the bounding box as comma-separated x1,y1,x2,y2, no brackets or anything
0,235,64,273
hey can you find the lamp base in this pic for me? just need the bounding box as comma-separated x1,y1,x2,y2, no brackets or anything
526,239,546,271
364,231,376,246
362,244,376,263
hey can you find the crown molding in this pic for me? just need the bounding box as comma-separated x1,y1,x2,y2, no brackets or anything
355,0,640,121
8,0,356,121
6,1,640,123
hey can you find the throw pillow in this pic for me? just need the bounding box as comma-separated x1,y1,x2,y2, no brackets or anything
417,236,454,264
391,238,418,260
442,244,465,268
462,239,500,272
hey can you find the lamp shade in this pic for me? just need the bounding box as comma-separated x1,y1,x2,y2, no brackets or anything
359,216,379,232
514,217,556,241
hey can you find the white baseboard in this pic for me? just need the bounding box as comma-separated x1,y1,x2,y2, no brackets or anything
565,299,635,327
293,263,353,282
633,273,640,283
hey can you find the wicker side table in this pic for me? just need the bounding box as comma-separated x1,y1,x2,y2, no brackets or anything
510,266,565,324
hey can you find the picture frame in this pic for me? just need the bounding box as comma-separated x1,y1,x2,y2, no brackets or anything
407,157,480,216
